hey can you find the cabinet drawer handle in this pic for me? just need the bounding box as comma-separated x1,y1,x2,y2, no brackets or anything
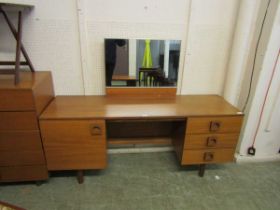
203,152,214,162
90,125,102,135
209,121,221,132
207,137,217,147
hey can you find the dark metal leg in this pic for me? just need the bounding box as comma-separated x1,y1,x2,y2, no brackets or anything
77,170,84,184
198,164,206,177
14,11,22,85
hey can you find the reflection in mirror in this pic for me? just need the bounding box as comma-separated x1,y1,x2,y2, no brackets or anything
105,39,181,87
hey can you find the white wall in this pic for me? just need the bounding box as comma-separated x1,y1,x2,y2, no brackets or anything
81,0,190,95
238,2,280,159
0,0,84,95
81,0,239,95
1,0,240,96
181,0,239,94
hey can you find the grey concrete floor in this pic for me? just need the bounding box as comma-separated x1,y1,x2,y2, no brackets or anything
1,152,280,210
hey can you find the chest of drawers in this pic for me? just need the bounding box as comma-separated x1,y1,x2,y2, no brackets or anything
179,116,243,176
0,72,54,182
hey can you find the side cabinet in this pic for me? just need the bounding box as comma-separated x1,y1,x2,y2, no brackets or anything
0,72,54,183
174,116,243,175
40,120,107,170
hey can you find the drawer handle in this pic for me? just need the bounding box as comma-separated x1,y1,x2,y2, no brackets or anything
209,121,221,132
90,125,102,135
204,152,214,162
207,137,217,147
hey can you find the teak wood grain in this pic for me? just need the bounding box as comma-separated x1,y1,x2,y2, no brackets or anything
0,112,38,131
186,116,243,134
0,89,35,111
184,133,239,149
0,131,42,151
40,95,242,120
0,71,54,114
0,131,45,166
0,71,54,183
40,120,107,170
181,148,235,164
0,165,48,182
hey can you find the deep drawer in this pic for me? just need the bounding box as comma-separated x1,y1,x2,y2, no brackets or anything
0,131,45,166
40,120,107,170
0,165,48,182
0,89,35,111
0,112,39,131
186,116,243,134
181,148,235,165
0,131,43,151
184,133,239,149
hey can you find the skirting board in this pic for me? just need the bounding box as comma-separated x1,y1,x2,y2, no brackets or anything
235,153,280,163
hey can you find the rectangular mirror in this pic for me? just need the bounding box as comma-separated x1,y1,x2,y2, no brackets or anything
105,39,181,87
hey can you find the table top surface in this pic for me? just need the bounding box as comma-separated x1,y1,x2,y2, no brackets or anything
40,95,242,120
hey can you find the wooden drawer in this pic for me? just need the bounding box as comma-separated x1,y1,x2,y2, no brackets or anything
0,89,35,111
0,131,43,151
181,148,235,165
186,116,243,134
0,165,48,182
0,112,39,131
0,131,45,166
184,133,239,149
40,120,107,170
0,150,45,166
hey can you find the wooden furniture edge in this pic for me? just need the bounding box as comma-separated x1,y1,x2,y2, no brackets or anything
106,87,177,96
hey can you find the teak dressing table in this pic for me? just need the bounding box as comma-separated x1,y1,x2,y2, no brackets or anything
39,93,243,183
0,72,244,184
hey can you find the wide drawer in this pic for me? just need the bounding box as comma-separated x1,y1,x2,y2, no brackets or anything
186,116,243,134
0,165,48,182
0,131,43,151
40,120,107,170
181,148,235,165
0,89,35,111
0,112,39,131
0,131,45,166
184,133,239,149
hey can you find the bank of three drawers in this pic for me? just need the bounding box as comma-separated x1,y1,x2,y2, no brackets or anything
181,116,243,165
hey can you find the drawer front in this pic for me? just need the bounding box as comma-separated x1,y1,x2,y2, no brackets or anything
186,116,243,134
181,148,235,165
40,120,107,170
0,131,45,166
184,133,239,149
0,150,45,166
0,112,39,131
0,165,48,182
0,90,35,111
0,131,43,151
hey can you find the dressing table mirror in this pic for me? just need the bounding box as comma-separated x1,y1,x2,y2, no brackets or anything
105,38,181,89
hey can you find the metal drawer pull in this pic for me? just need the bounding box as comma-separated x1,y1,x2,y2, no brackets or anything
207,137,217,147
209,121,221,131
90,125,102,135
204,152,214,161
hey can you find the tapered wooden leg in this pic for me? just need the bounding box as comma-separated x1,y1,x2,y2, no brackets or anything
77,170,84,184
14,11,22,85
198,164,206,177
